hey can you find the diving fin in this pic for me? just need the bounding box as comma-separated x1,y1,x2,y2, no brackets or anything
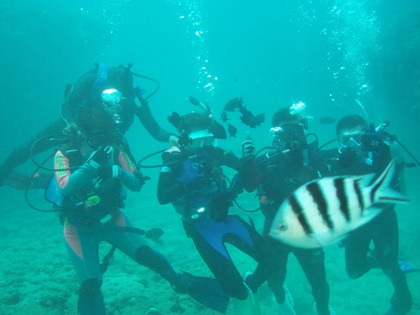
234,281,261,315
398,258,420,273
179,272,230,313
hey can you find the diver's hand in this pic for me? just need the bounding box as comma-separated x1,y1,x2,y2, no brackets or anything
168,135,180,147
241,140,255,160
88,146,113,169
227,173,244,197
188,96,200,106
136,172,151,186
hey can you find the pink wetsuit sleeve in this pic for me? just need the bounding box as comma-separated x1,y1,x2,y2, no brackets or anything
118,151,136,174
54,151,71,188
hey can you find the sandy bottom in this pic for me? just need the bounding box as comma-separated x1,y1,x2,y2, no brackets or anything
0,174,419,315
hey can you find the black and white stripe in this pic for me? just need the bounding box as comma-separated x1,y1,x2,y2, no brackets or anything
353,179,365,213
334,178,351,222
306,182,334,230
289,194,313,235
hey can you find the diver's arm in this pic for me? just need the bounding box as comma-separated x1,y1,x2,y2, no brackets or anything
54,151,96,196
117,150,143,192
0,119,68,184
134,97,174,143
118,168,143,191
241,157,260,193
203,146,242,171
217,147,259,191
157,167,188,204
221,150,243,171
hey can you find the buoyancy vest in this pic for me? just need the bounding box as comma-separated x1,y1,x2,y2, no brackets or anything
173,155,227,220
45,148,127,223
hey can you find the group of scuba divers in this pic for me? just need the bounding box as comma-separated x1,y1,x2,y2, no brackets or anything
0,63,418,315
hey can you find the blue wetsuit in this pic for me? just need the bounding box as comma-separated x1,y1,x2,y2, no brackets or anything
158,146,283,300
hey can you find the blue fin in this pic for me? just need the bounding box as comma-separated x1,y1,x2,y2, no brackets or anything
398,258,420,274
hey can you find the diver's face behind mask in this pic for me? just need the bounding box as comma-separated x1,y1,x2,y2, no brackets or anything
101,89,126,125
337,125,366,168
338,126,365,149
271,122,307,154
85,132,118,150
184,130,217,152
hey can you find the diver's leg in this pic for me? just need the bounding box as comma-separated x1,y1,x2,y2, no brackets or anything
373,210,412,314
344,225,373,279
185,220,249,300
0,118,66,183
223,216,286,302
265,238,289,304
106,212,231,312
104,212,179,286
294,248,330,315
64,222,105,315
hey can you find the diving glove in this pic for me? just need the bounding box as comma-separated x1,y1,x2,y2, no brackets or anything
88,146,113,169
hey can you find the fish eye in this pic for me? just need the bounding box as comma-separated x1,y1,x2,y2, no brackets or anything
278,223,288,231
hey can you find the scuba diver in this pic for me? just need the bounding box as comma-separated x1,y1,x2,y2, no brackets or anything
49,105,226,314
242,103,334,315
157,111,284,315
0,63,176,188
327,114,412,315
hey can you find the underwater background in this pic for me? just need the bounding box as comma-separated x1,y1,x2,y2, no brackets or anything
0,0,419,314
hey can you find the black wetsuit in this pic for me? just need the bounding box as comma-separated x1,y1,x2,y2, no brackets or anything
328,143,412,314
0,64,171,184
244,145,332,315
158,145,283,300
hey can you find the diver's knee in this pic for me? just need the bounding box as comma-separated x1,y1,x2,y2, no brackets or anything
223,283,248,300
346,267,363,279
135,245,155,265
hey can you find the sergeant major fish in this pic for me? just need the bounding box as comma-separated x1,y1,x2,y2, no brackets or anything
269,160,409,248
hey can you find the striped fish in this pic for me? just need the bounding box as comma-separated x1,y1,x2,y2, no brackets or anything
269,160,409,248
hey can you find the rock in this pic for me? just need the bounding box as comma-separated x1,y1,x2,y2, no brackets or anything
170,303,185,313
37,294,66,308
1,290,20,305
146,307,162,315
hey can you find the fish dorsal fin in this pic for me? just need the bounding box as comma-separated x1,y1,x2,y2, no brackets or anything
368,160,410,204
356,173,376,187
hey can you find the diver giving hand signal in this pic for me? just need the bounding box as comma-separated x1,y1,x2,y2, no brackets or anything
87,145,114,169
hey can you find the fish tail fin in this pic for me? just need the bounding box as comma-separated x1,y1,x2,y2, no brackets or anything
370,160,410,204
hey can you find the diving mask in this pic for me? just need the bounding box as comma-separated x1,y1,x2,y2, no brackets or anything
86,132,118,149
187,130,216,148
270,123,305,143
338,130,364,148
101,89,125,125
271,123,307,155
